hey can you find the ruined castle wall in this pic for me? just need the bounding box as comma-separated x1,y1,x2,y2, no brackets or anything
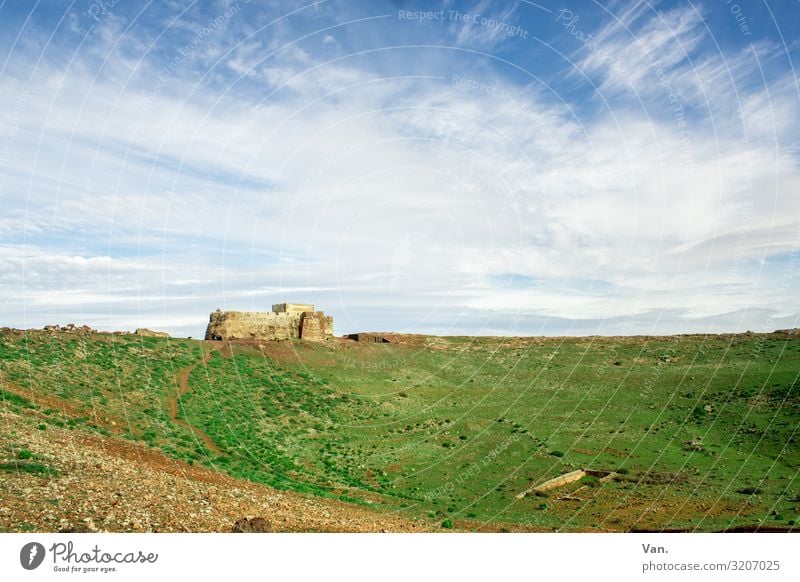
272,303,315,314
344,333,389,343
300,313,323,341
205,309,334,342
299,311,334,342
205,311,303,341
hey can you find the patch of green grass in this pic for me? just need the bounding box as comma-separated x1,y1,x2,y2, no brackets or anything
4,329,799,531
0,389,36,409
0,461,58,476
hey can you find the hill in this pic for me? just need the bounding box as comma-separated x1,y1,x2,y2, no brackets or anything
1,328,798,532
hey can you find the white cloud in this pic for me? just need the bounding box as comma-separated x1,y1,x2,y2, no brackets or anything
0,1,798,336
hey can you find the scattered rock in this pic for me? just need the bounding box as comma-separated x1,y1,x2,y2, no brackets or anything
42,324,96,334
0,409,429,533
683,439,705,452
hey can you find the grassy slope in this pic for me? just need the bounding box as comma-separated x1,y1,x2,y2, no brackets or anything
1,329,798,531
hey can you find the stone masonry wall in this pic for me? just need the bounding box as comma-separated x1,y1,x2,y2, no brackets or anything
205,307,333,342
205,310,302,341
299,312,334,342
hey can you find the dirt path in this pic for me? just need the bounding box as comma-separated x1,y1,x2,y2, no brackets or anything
169,344,225,455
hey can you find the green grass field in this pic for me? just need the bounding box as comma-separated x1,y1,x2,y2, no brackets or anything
1,328,798,531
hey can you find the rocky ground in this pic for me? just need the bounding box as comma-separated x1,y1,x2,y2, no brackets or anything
0,408,431,533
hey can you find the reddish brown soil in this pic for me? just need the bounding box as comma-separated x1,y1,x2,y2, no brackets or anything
168,344,224,454
0,407,431,533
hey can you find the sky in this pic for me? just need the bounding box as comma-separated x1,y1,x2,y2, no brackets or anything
0,0,799,338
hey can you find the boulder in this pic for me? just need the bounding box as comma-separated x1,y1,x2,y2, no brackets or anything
134,328,170,338
232,517,273,533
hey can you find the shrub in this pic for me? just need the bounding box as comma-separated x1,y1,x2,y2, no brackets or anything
0,389,35,409
736,486,761,495
441,519,453,529
549,450,565,458
0,461,57,476
17,449,33,460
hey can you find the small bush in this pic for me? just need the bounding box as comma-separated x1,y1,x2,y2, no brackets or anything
736,486,761,495
441,519,453,529
17,449,33,460
549,450,565,458
0,461,57,476
0,389,35,409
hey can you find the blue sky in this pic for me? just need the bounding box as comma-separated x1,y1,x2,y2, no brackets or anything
1,0,799,337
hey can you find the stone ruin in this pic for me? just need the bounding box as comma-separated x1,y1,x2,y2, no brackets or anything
205,303,334,342
43,323,96,334
134,328,170,338
343,333,391,343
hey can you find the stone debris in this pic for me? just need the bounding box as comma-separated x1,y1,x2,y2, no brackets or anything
43,324,96,334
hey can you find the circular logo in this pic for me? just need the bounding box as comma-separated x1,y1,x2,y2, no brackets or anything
20,542,46,570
